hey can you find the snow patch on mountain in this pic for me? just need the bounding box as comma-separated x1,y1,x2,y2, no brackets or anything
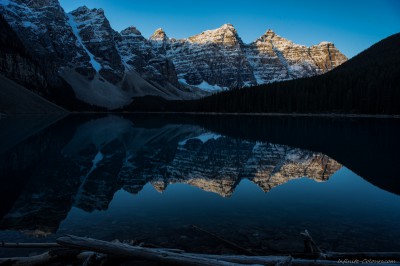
0,0,41,35
67,13,101,72
86,151,104,178
179,78,227,92
319,41,332,45
197,81,227,92
0,0,27,11
179,132,221,145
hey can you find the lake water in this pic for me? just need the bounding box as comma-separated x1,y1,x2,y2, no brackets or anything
0,114,399,257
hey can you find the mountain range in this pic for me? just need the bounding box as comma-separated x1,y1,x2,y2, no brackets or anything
0,0,347,110
130,32,399,114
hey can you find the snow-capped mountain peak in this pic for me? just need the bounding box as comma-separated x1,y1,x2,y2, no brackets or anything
259,29,298,48
218,23,236,32
187,23,241,45
317,41,334,46
150,28,168,41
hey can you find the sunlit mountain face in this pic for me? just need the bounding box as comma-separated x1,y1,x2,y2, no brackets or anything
0,114,399,256
0,0,347,110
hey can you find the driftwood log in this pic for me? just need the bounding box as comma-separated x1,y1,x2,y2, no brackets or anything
2,249,399,266
1,235,400,266
57,235,247,266
57,236,400,266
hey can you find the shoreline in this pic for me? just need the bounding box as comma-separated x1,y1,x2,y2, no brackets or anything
130,112,400,119
3,111,400,119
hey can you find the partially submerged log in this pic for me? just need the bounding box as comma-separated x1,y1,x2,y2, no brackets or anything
57,235,247,266
57,235,400,266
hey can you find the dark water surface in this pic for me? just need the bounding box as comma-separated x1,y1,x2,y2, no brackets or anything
0,114,399,257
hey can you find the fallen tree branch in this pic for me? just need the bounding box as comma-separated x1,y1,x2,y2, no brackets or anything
57,235,250,266
300,230,321,254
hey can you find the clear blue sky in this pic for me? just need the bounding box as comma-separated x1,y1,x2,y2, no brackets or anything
59,0,400,58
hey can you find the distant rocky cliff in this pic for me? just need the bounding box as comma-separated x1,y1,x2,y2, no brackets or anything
0,13,80,111
244,29,347,84
0,14,46,94
0,0,347,109
154,24,347,90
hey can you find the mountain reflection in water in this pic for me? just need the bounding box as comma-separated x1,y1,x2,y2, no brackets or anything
0,114,399,255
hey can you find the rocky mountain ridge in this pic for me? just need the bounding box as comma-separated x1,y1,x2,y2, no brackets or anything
0,0,203,109
156,24,347,89
0,0,347,109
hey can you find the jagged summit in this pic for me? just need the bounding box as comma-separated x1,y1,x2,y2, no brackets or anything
188,23,241,45
257,29,292,42
71,6,106,18
220,23,235,29
265,29,275,36
150,28,168,41
20,0,62,9
121,26,142,36
317,41,334,46
73,5,90,13
257,29,336,49
254,29,277,42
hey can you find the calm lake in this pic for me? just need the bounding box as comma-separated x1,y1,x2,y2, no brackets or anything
0,114,399,257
